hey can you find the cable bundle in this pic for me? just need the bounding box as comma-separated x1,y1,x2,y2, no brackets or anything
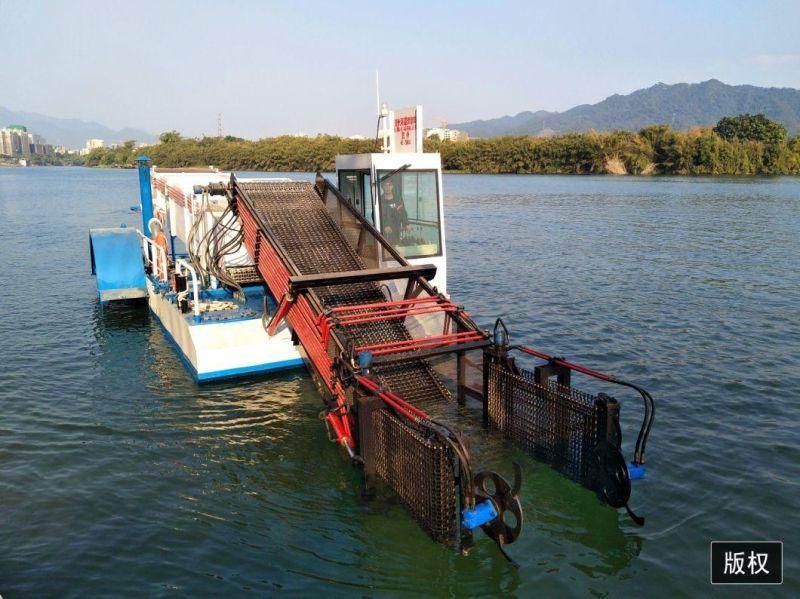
186,191,246,298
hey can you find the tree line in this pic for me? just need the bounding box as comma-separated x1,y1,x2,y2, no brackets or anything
74,113,800,175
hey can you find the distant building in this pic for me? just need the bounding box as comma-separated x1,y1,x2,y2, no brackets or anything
0,129,20,155
32,134,46,154
346,134,367,140
80,138,105,155
0,126,53,156
425,127,466,142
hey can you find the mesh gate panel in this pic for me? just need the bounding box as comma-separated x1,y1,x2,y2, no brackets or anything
370,408,458,545
487,363,601,485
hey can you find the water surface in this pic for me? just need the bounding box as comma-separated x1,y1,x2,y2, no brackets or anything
0,168,797,595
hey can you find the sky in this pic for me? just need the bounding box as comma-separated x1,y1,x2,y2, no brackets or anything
1,0,799,138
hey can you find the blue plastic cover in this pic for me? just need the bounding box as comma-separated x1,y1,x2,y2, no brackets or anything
358,350,374,371
462,500,498,530
89,228,147,301
628,462,647,480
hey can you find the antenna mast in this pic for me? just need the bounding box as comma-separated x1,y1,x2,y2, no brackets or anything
375,70,381,117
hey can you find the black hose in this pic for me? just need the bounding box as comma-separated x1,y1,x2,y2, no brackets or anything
425,418,475,508
201,201,245,297
611,379,655,465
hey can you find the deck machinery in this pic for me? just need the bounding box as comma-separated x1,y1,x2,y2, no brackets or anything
89,107,654,559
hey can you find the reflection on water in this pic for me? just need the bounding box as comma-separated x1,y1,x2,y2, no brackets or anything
528,462,644,576
1,169,799,595
93,297,149,325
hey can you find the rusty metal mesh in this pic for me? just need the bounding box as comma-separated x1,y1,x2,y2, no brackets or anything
371,408,458,545
487,363,601,485
226,265,263,285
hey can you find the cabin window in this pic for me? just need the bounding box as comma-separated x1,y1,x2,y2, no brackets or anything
377,170,441,258
362,172,373,225
338,170,362,214
338,170,374,226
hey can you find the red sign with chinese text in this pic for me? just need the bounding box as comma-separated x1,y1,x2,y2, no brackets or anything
393,107,417,153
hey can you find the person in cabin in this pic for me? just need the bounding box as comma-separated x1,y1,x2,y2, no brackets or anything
380,176,408,245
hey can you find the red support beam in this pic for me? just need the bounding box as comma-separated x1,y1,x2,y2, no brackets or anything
266,294,294,336
316,296,466,350
356,331,485,357
517,346,613,382
356,375,430,423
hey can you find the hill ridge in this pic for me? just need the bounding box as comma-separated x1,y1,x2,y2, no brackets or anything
451,80,800,137
0,106,155,149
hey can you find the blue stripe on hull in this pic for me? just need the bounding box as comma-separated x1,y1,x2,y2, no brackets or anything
197,358,306,382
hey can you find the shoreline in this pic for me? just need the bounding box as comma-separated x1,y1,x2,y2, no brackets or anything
12,118,800,176
6,163,798,178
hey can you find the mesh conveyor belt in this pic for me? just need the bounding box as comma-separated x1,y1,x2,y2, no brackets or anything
238,181,451,409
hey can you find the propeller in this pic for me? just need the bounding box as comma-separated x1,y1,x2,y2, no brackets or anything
473,463,524,565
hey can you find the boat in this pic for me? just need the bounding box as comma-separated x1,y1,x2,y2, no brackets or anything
89,105,655,560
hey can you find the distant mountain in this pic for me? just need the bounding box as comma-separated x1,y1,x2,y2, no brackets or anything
452,80,800,137
0,106,155,149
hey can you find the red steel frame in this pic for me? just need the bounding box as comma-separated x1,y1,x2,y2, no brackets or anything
517,346,613,382
239,200,355,451
356,375,429,423
317,296,462,347
356,331,485,357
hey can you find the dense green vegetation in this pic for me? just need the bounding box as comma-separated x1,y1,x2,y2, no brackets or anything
713,113,787,144
80,135,376,171
72,114,800,175
430,123,800,175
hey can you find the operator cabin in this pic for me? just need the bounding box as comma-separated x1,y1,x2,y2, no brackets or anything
335,105,448,293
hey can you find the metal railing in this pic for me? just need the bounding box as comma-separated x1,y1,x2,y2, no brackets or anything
175,258,201,322
138,230,168,282
137,230,203,322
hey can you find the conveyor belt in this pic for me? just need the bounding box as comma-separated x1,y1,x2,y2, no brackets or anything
238,181,450,410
